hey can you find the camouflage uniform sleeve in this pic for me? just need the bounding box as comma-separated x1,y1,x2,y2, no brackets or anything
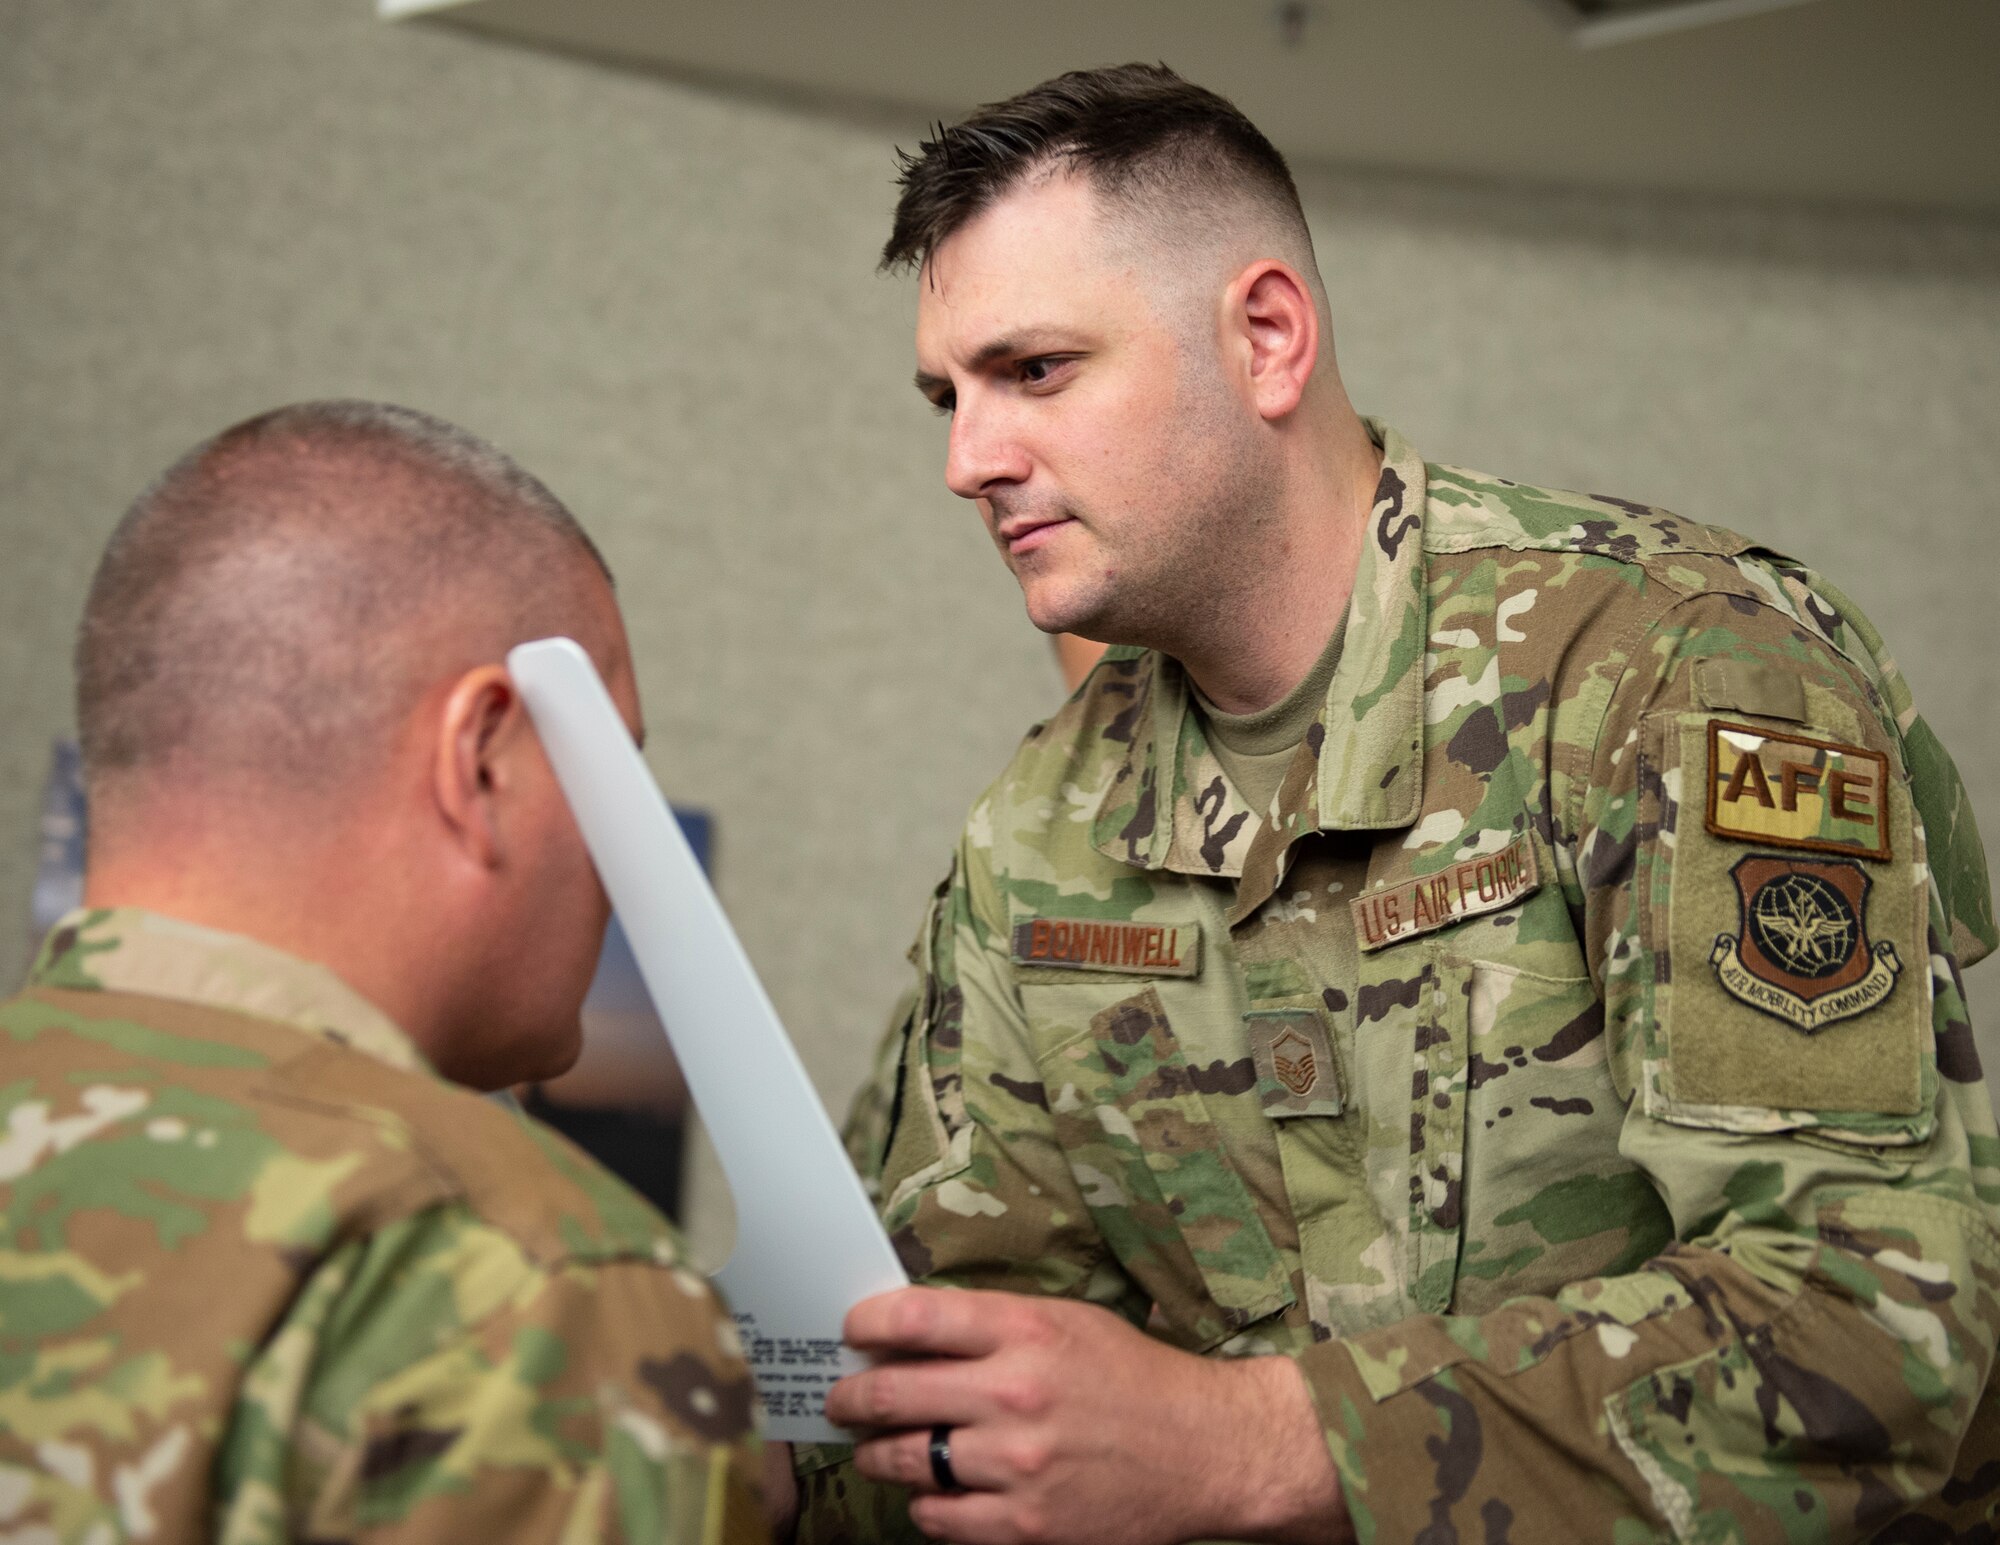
795,841,1144,1545
1800,570,1996,967
1298,586,2000,1542
211,1202,767,1544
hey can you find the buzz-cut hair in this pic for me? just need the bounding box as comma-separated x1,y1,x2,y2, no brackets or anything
881,63,1311,276
76,400,611,804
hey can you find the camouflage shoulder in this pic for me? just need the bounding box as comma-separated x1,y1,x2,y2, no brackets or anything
230,1198,758,1539
1748,555,1996,967
1424,459,1750,562
3,976,679,1269
1904,715,1997,967
310,1048,683,1267
1417,468,1961,753
0,990,723,1541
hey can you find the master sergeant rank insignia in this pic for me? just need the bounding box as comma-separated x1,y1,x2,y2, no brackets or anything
1246,1010,1343,1118
1710,853,1901,1033
1270,1027,1317,1096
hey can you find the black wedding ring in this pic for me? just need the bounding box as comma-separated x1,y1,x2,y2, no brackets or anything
928,1424,966,1492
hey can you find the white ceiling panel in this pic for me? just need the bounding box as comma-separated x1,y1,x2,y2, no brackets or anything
385,0,2000,211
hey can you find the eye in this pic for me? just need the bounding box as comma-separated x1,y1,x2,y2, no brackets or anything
929,390,956,417
1019,356,1074,388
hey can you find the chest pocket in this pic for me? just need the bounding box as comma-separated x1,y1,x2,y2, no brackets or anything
1351,903,1651,1330
1350,937,1472,1318
1022,977,1294,1350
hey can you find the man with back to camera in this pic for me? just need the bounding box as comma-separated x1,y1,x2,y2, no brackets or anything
0,402,768,1541
790,65,2000,1544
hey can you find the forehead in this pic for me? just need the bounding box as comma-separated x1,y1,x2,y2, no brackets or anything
596,621,644,740
914,174,1144,358
561,564,643,737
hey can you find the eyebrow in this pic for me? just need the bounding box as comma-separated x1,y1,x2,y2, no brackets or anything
913,329,1077,399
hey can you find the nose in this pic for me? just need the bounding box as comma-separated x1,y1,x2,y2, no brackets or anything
943,395,1031,502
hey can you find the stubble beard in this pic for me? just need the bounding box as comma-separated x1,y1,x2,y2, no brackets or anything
998,322,1282,651
1084,401,1281,660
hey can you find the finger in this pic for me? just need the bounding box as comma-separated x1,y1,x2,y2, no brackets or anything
824,1354,997,1432
851,1425,984,1494
908,1490,1048,1545
843,1285,1021,1359
760,1440,799,1536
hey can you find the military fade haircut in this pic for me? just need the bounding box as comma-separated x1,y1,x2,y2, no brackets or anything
881,63,1314,277
77,399,612,807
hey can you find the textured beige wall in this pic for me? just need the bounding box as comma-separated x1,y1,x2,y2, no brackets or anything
4,0,1995,1262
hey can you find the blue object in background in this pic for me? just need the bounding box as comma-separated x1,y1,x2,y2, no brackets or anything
583,806,710,1021
673,805,712,875
538,803,712,1221
27,740,87,962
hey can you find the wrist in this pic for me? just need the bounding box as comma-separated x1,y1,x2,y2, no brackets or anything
1199,1354,1345,1545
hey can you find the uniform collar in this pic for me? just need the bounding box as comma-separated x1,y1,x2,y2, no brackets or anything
28,906,432,1076
1088,423,1430,913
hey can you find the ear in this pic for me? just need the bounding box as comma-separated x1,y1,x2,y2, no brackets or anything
432,665,526,870
1229,261,1320,424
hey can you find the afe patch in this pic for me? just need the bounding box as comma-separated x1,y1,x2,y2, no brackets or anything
1010,917,1201,978
1706,721,1889,862
1710,854,1901,1033
1352,835,1540,951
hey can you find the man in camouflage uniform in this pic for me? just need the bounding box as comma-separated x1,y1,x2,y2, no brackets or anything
794,67,2000,1544
0,403,767,1542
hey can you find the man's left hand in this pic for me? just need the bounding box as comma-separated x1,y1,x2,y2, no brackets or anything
826,1286,1346,1545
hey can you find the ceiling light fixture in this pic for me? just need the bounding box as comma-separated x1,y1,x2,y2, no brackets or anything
1527,0,1829,48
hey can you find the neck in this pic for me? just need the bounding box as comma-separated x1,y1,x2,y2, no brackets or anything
82,794,460,1060
1177,404,1381,714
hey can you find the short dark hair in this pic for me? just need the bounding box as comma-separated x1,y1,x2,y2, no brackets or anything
77,400,611,803
881,63,1307,275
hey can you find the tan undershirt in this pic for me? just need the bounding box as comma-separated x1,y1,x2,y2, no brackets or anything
1193,619,1348,820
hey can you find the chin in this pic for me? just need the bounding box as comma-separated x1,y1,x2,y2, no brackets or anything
522,1019,587,1084
448,1019,584,1093
1023,588,1103,640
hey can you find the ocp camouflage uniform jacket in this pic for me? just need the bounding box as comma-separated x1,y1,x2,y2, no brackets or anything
801,426,2000,1543
0,909,767,1544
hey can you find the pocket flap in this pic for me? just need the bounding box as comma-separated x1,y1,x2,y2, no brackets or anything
1036,985,1294,1347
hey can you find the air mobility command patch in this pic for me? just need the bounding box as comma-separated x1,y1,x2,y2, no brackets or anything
1706,721,1890,861
1658,712,1927,1124
1709,854,1901,1032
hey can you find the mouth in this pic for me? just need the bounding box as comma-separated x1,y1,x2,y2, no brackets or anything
996,512,1074,558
